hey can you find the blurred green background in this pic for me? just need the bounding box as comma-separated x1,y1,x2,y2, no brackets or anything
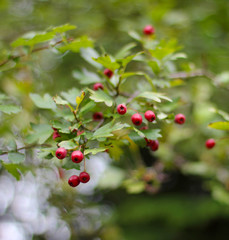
0,0,229,240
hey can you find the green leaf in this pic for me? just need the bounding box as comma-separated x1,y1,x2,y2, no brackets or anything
92,121,129,139
8,152,25,164
148,60,160,75
84,147,106,155
143,129,162,140
0,104,21,114
1,161,28,180
26,123,53,144
123,179,145,194
115,43,137,59
72,68,101,85
117,52,143,68
80,48,102,69
51,24,76,34
12,31,56,47
210,108,229,121
53,95,69,105
51,120,71,133
128,131,146,147
93,55,120,71
128,31,141,41
79,101,96,115
61,88,80,105
30,93,56,109
208,121,229,131
62,157,80,170
0,60,16,72
58,36,93,53
59,140,78,150
136,91,172,102
88,89,113,107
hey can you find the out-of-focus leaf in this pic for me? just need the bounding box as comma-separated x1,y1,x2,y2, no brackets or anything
115,43,137,58
210,108,229,121
30,93,56,109
11,31,56,47
59,140,78,150
26,123,53,144
51,24,76,33
208,121,229,131
0,60,16,72
0,104,21,114
88,89,113,107
62,157,80,170
136,91,172,102
79,101,96,115
117,52,143,68
1,161,28,180
73,68,101,85
142,129,162,140
58,36,93,53
123,179,145,194
128,31,141,41
80,48,102,68
8,152,25,164
84,147,106,155
51,120,71,133
76,91,86,113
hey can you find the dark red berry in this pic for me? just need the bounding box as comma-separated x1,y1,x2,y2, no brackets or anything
103,68,113,78
145,138,152,146
143,25,155,35
117,104,127,115
93,83,104,91
174,114,186,124
71,150,84,163
140,126,148,130
79,172,90,183
68,175,80,187
131,113,142,126
205,139,215,149
150,140,159,151
93,112,103,121
144,110,156,122
55,148,67,159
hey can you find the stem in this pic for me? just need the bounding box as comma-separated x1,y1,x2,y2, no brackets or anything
0,38,74,67
169,70,215,80
0,143,52,156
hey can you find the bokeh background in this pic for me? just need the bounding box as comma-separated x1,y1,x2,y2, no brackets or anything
0,0,229,239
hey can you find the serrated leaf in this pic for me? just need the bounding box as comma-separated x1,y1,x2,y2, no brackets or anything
92,122,129,139
128,131,146,147
0,104,21,114
88,89,113,107
84,148,106,155
61,88,80,105
30,93,56,109
12,31,56,47
26,123,53,144
59,140,78,150
8,152,25,164
58,36,93,53
93,55,120,71
136,91,172,102
142,129,162,140
208,122,229,131
1,161,28,180
79,101,96,115
51,24,76,33
117,52,143,68
53,95,74,112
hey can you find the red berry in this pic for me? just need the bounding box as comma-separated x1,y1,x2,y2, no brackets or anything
174,114,186,124
71,150,84,163
150,140,159,151
144,110,156,122
55,148,67,159
53,129,61,140
93,83,104,91
205,139,215,149
131,113,142,126
143,25,155,35
79,172,90,183
68,175,80,187
117,104,127,115
145,138,152,146
103,69,113,78
93,112,103,121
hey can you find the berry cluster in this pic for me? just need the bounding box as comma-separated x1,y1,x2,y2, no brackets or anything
55,148,90,187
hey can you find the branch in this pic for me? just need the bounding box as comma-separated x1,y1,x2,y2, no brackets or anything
0,38,74,67
169,70,216,80
0,143,52,156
